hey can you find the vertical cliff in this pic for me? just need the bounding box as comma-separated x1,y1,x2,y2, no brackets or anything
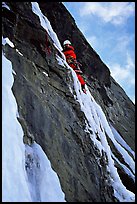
2,2,135,202
38,2,135,152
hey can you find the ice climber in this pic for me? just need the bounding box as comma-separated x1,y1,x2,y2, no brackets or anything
62,40,86,94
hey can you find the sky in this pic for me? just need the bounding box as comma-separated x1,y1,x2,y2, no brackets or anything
63,2,135,103
2,2,135,202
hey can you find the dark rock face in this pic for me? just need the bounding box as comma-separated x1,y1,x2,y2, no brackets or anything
2,2,134,202
38,2,111,86
38,2,135,153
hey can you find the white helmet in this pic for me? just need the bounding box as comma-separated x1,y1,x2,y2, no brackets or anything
63,40,71,46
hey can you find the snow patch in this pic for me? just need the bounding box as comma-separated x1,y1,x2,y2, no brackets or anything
2,52,32,202
16,48,23,56
43,71,49,77
2,36,15,48
110,123,135,158
2,2,10,10
25,143,66,202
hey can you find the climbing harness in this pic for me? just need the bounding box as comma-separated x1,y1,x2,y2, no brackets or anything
67,57,83,74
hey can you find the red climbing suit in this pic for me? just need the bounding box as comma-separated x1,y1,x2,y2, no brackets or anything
63,45,86,87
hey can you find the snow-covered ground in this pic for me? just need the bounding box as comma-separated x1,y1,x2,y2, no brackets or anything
2,2,135,202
